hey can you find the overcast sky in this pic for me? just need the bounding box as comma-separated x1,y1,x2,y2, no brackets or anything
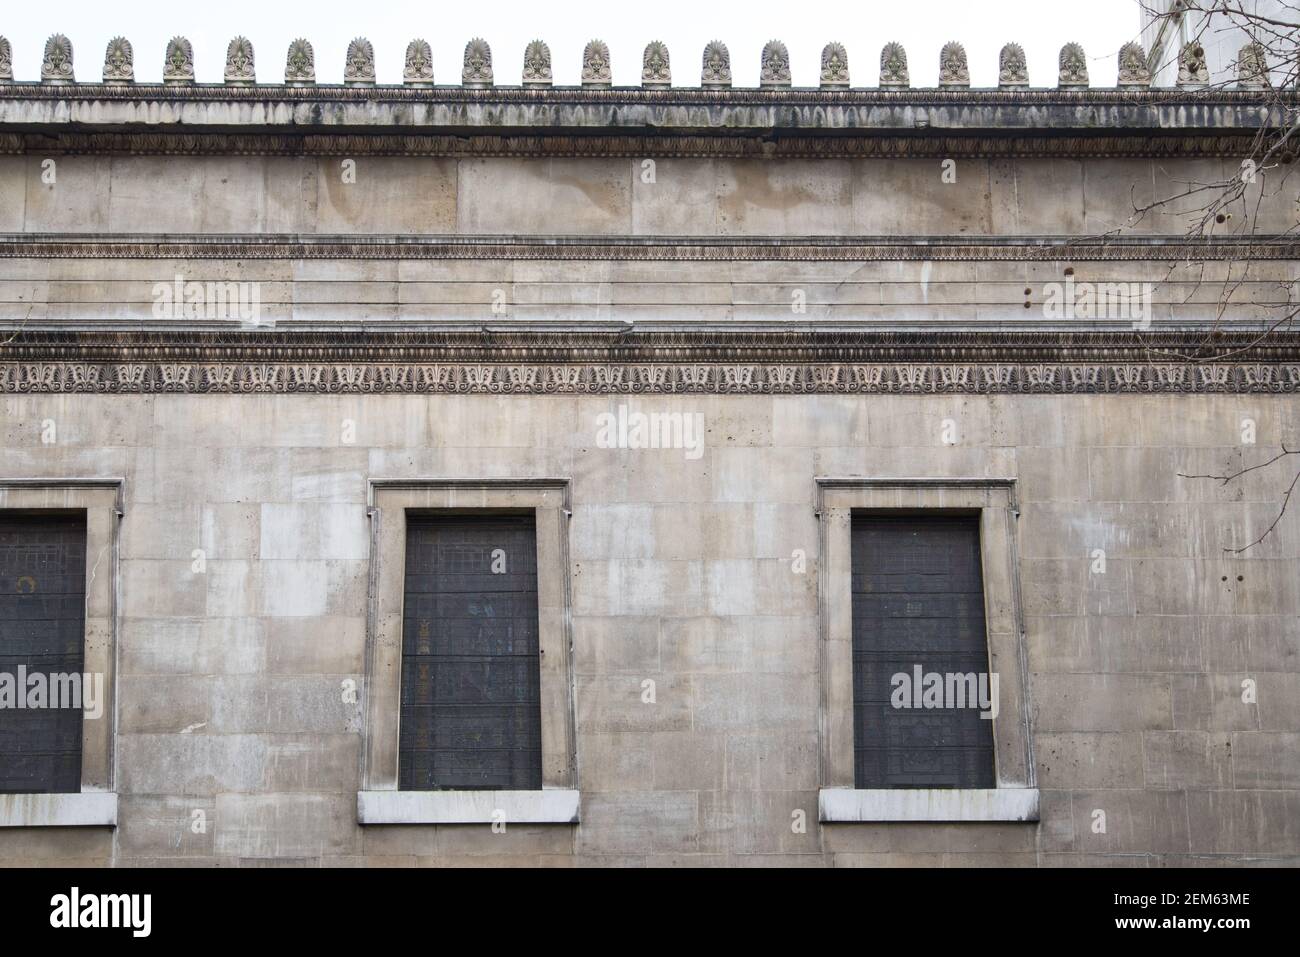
2,0,1145,87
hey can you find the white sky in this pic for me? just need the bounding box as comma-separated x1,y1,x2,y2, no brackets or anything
2,0,1145,87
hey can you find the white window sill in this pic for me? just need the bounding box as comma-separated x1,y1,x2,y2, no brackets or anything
819,788,1039,823
0,792,119,827
357,789,580,825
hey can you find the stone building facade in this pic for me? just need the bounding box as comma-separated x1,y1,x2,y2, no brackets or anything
0,33,1297,866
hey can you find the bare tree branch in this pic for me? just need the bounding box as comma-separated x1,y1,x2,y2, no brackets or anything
1179,446,1300,552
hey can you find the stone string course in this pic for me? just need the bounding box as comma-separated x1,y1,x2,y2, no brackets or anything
1,237,1294,261
0,33,1276,90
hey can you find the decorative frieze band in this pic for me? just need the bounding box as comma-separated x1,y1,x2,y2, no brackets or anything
3,331,1297,395
2,359,1296,395
0,237,1293,263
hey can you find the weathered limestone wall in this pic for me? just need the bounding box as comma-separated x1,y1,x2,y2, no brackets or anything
1,391,1297,865
1,155,1293,238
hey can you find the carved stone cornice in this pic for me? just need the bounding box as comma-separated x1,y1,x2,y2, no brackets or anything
0,235,1294,262
3,330,1297,395
0,85,1288,162
0,129,1270,160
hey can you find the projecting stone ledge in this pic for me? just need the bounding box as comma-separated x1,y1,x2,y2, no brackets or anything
0,88,1287,137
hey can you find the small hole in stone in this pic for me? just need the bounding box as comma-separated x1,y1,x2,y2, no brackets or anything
1063,267,1074,276
1237,575,1244,582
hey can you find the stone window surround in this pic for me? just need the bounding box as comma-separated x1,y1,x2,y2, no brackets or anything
357,478,579,825
815,477,1038,823
0,478,122,828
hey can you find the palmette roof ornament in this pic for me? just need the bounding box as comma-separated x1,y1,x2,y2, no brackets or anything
102,36,134,84
163,37,195,85
701,41,731,89
581,40,611,88
522,40,552,87
879,42,908,88
760,40,791,88
1178,41,1208,88
1236,42,1268,89
1117,42,1150,88
938,41,969,88
463,38,492,88
404,40,433,86
820,42,849,88
1058,42,1088,88
284,38,315,86
1,35,1276,95
642,41,670,88
42,34,74,84
225,37,255,85
344,38,376,85
998,43,1028,88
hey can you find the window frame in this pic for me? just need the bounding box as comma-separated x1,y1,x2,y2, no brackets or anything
357,479,579,826
398,511,544,792
0,479,122,828
815,478,1037,823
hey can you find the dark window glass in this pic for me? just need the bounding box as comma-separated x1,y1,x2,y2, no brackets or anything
0,514,87,793
851,515,995,789
399,514,542,790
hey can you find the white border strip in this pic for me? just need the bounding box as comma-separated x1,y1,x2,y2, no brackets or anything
819,788,1039,823
357,789,580,825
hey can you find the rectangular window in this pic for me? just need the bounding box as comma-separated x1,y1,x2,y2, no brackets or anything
399,514,542,791
850,515,995,789
0,513,87,794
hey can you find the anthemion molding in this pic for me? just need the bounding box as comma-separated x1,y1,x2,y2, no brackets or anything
0,37,1287,161
0,34,1281,93
2,330,1297,395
